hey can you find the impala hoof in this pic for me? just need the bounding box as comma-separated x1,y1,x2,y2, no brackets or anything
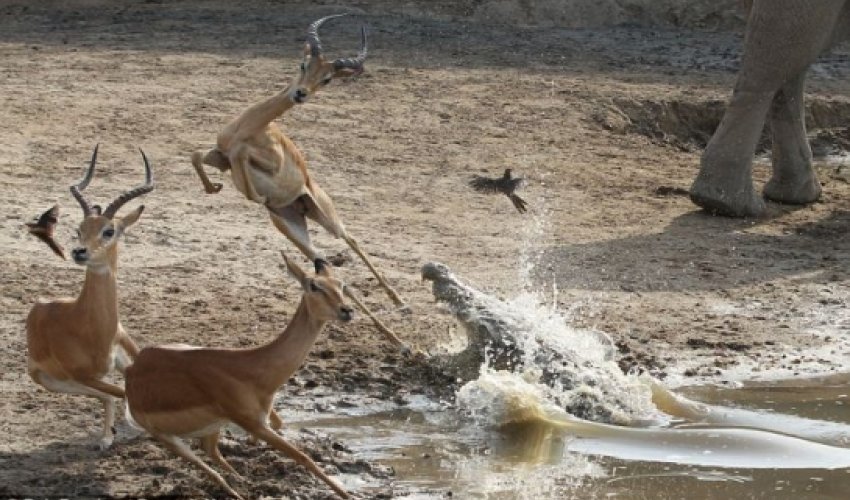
97,435,114,451
401,345,428,361
205,183,223,194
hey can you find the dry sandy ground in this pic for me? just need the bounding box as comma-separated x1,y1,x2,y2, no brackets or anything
2,1,850,498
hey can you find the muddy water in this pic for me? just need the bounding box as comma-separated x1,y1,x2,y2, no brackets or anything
291,379,850,499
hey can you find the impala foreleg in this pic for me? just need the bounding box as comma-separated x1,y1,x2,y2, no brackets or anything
99,396,117,450
33,371,123,448
343,235,406,308
242,423,350,499
155,433,244,500
191,150,225,194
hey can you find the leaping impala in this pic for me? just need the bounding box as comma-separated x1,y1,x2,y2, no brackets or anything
26,145,154,449
125,253,355,499
191,15,409,350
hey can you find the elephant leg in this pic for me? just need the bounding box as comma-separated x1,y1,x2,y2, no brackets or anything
763,70,821,204
690,89,774,217
690,0,844,217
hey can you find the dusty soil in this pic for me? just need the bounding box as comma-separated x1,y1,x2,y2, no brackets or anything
2,1,850,498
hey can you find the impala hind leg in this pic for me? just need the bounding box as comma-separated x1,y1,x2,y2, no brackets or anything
270,204,408,349
343,286,407,350
242,423,350,499
200,430,243,479
155,433,244,500
247,407,284,445
191,150,227,194
302,184,407,309
268,205,320,261
269,409,284,431
343,234,406,308
115,324,139,375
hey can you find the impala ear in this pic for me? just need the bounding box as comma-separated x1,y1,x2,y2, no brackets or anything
116,205,144,231
281,251,309,288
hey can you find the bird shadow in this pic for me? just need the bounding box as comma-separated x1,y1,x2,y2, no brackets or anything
531,207,850,293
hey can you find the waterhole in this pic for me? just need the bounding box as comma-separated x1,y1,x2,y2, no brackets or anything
289,377,850,499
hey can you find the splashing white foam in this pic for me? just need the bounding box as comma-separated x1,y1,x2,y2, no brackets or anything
455,288,663,428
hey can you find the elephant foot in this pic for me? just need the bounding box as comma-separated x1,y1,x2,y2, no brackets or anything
763,172,821,205
689,175,766,217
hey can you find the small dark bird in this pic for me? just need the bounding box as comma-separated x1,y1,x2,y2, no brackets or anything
469,168,529,214
26,204,66,260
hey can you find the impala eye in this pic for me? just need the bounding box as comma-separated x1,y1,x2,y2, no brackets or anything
102,227,115,239
309,281,322,293
320,76,332,86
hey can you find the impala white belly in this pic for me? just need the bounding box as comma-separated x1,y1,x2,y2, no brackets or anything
182,419,229,439
132,405,229,438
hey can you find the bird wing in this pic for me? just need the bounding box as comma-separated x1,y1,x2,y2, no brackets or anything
509,194,528,214
469,175,502,194
26,204,66,260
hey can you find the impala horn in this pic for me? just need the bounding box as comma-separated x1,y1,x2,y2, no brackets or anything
70,144,99,217
102,148,155,219
305,14,368,73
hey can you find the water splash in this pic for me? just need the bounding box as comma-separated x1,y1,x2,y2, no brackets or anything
452,287,663,427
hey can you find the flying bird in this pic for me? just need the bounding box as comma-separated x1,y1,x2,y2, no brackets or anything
26,204,66,259
469,168,529,214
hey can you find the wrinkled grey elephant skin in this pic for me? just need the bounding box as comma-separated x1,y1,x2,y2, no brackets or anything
422,262,646,425
690,0,850,217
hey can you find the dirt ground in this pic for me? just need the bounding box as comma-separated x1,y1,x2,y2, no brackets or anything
2,1,850,498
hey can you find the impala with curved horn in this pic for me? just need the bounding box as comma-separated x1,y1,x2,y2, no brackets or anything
190,15,411,352
26,145,154,449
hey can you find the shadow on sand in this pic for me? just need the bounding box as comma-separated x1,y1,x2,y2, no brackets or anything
533,207,850,293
